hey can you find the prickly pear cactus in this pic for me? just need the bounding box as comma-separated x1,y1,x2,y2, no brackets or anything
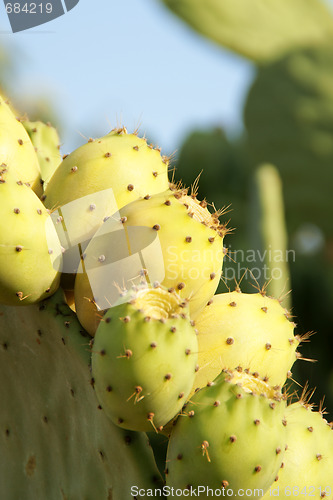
74,187,225,334
92,286,198,432
161,0,333,63
249,164,291,307
0,95,42,195
263,400,333,498
0,290,162,499
193,290,300,391
1,83,331,497
22,119,62,190
0,179,62,306
166,370,288,496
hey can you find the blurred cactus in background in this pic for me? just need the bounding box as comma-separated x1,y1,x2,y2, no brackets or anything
161,0,333,62
245,43,333,239
161,0,333,413
249,164,291,309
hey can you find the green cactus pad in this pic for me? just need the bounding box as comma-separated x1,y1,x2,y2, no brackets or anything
166,369,288,496
92,286,198,432
263,401,333,498
0,179,62,306
0,290,162,499
22,120,62,190
0,95,41,195
250,164,291,308
74,187,225,334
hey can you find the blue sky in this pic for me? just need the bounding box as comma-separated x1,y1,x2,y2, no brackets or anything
1,0,332,156
0,0,254,155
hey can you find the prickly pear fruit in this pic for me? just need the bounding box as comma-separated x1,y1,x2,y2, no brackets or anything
0,179,62,305
193,290,300,391
22,120,62,190
263,400,333,499
75,187,225,334
43,127,170,245
0,95,41,195
166,369,288,496
91,286,199,432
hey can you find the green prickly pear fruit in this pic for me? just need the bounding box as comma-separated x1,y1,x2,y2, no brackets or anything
263,399,333,499
43,127,170,246
74,187,225,335
0,179,62,305
22,120,62,190
0,95,42,196
91,286,199,432
192,290,300,391
166,369,288,497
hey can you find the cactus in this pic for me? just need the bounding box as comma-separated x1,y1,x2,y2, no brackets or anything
22,120,62,190
244,44,333,239
249,164,291,308
0,78,331,495
263,399,333,498
74,187,225,334
0,289,163,499
161,0,333,63
192,290,299,392
92,286,198,432
0,178,62,306
166,369,287,495
0,95,42,196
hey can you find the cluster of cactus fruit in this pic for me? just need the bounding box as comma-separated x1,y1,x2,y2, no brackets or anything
0,92,332,499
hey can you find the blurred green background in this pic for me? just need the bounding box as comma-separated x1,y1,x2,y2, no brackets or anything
1,0,332,415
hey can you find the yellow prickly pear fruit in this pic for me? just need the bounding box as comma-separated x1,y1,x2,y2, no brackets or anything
74,187,226,335
22,120,62,190
43,127,170,246
193,290,300,391
0,179,62,305
263,398,333,498
0,95,41,196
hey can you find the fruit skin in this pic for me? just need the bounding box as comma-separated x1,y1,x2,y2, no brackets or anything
0,179,62,306
166,370,287,497
263,401,333,499
74,188,225,334
193,290,299,391
91,287,199,432
0,96,41,196
0,289,163,499
43,127,170,246
22,120,62,190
